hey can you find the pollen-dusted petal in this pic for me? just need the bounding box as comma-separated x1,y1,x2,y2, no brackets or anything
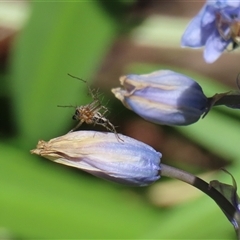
31,131,161,186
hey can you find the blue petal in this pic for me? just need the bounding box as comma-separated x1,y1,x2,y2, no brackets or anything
125,96,205,126
181,5,216,47
78,135,161,186
127,70,194,84
207,0,228,8
201,5,216,26
207,0,240,9
223,0,240,8
181,6,206,47
204,30,230,63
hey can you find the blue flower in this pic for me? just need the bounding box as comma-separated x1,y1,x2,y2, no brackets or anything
181,0,240,63
112,70,208,126
31,131,161,186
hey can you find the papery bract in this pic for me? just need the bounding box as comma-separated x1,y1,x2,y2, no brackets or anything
209,169,240,229
112,70,208,126
31,131,161,186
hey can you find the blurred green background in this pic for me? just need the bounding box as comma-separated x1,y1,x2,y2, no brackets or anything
1,1,240,239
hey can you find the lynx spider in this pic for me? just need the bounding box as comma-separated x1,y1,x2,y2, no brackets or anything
59,74,122,141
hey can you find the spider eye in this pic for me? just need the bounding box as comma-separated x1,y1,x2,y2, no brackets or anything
72,110,80,120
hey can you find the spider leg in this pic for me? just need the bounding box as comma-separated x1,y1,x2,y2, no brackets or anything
88,100,102,113
106,121,123,142
69,119,85,132
57,105,76,108
87,85,101,102
217,23,231,41
216,13,232,41
87,85,95,99
67,73,100,101
100,105,109,116
94,115,123,142
67,73,87,83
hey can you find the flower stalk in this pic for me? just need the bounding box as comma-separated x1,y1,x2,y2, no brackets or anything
161,163,239,235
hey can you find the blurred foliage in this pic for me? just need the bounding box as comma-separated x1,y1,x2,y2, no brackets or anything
1,1,240,239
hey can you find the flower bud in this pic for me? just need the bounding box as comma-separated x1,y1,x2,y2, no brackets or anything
31,131,161,186
112,70,208,126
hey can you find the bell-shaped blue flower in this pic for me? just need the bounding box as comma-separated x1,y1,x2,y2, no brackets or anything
31,131,161,186
181,0,240,63
112,70,208,126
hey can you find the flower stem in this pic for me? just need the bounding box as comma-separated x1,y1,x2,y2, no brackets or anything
160,163,238,231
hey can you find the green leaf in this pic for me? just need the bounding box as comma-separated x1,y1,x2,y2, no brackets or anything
9,2,117,149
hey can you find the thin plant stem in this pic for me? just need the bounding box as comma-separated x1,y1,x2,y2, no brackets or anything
160,163,238,232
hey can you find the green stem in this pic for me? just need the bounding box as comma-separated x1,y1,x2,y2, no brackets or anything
160,163,238,231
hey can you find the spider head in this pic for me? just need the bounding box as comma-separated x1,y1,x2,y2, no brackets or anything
72,109,80,121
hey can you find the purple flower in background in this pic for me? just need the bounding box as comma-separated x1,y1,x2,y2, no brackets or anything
181,0,240,63
112,70,208,126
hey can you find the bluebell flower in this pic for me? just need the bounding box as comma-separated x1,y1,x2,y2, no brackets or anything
31,131,161,186
181,0,240,63
112,70,208,126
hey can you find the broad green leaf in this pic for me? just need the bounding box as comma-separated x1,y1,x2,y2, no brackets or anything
9,2,117,149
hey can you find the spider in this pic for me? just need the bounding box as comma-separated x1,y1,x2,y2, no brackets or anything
216,13,240,50
58,74,122,141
